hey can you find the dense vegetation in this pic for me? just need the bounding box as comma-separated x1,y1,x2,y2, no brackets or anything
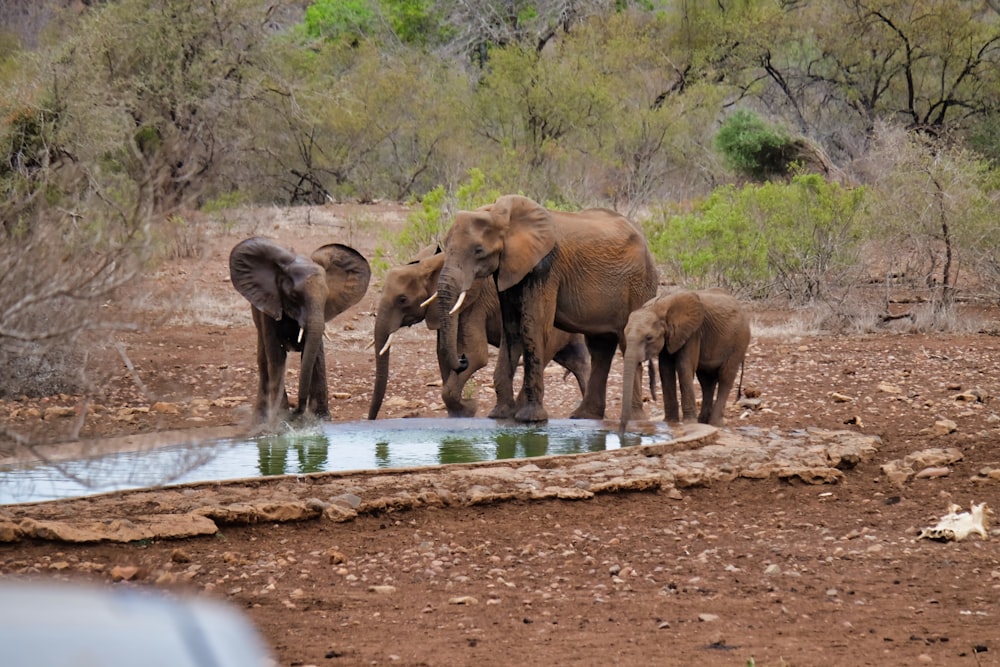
1,0,999,396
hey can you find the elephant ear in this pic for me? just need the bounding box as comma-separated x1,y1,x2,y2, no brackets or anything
311,243,372,321
421,253,447,330
657,291,706,355
412,244,441,262
229,237,297,320
493,195,556,292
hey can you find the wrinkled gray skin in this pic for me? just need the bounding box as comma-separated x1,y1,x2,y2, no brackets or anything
619,289,751,432
368,249,590,419
230,237,371,423
436,195,658,423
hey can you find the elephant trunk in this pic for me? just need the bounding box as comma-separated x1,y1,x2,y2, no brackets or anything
618,346,643,435
368,309,397,420
297,311,326,415
436,268,469,373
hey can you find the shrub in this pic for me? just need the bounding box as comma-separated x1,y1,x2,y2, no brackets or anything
646,174,870,302
715,109,797,180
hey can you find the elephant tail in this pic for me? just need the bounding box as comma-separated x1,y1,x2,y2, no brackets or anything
735,360,745,402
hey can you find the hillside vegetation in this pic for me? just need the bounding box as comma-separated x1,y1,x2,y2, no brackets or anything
2,0,1000,397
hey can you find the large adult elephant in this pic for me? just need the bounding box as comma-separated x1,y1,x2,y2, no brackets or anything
436,195,658,423
230,237,371,422
618,289,750,432
368,247,590,419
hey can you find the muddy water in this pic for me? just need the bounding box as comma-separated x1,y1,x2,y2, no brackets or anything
0,418,673,505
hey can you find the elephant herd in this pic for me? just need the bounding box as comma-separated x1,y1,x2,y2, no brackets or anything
229,195,752,434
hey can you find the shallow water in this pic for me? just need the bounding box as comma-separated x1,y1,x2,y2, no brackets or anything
0,418,672,505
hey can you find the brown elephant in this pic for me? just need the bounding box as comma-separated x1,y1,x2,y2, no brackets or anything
368,247,590,419
229,237,371,422
436,195,658,423
619,289,751,432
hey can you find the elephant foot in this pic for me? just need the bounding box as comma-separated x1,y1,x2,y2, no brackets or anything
488,401,516,420
445,398,478,418
569,402,605,420
514,402,548,423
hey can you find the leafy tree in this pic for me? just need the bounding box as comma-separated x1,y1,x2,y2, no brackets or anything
864,129,1000,312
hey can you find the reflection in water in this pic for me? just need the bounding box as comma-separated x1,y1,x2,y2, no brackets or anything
257,432,331,476
0,418,677,505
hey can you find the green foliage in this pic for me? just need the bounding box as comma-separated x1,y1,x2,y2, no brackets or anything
647,174,870,302
373,168,501,273
715,110,796,180
303,0,379,42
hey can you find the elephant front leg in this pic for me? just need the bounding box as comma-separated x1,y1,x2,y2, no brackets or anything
570,335,617,420
659,352,680,422
255,312,290,422
675,350,700,423
510,296,549,423
441,315,489,417
488,336,519,419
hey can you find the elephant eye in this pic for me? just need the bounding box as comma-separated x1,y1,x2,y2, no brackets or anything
474,244,485,257
397,294,408,304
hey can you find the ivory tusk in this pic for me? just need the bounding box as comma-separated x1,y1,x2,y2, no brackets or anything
378,332,394,356
420,292,438,308
298,328,305,345
323,330,332,342
365,338,375,350
448,290,467,315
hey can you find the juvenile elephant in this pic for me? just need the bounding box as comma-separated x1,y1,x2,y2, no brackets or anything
230,237,371,422
619,289,750,431
368,248,590,419
436,195,658,423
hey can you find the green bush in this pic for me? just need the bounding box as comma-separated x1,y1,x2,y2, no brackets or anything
715,109,797,180
646,174,869,302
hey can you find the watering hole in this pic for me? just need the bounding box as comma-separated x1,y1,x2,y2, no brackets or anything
0,419,674,505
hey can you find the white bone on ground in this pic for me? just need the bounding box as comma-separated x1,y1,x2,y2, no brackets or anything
918,502,992,541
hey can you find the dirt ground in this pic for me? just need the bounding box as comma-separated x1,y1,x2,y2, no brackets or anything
2,203,1000,666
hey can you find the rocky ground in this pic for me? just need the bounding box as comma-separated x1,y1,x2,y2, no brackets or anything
2,204,1000,666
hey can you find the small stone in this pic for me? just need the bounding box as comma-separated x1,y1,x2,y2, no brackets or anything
448,596,478,605
764,564,781,575
830,392,853,403
914,466,950,479
152,401,181,414
170,548,192,563
932,419,958,436
698,613,720,622
368,585,397,594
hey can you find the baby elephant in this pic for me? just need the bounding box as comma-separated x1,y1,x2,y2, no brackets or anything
619,289,750,431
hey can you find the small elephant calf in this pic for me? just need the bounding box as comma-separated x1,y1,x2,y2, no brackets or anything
620,289,750,430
